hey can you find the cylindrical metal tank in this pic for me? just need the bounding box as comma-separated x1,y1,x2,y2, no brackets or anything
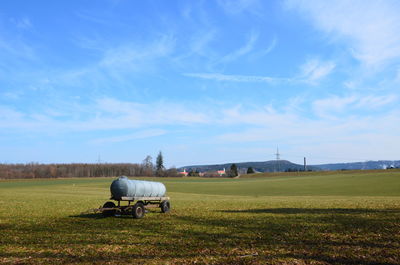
110,176,166,200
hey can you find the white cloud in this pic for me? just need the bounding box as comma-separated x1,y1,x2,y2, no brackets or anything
1,34,176,96
313,95,357,117
99,34,175,70
11,17,33,30
45,34,176,88
219,104,295,126
217,0,262,15
0,35,36,61
2,91,21,100
0,98,209,133
90,129,167,144
184,73,283,83
257,37,277,57
396,67,400,82
312,94,397,118
184,58,334,84
214,103,400,163
75,11,115,25
190,29,217,56
1,93,399,164
355,95,397,109
299,59,335,83
286,0,400,67
220,31,259,63
0,105,24,120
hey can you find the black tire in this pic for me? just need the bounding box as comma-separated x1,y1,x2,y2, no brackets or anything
132,202,145,219
102,201,116,217
160,200,170,213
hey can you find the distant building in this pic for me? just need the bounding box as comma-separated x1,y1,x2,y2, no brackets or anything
178,168,188,176
217,168,226,176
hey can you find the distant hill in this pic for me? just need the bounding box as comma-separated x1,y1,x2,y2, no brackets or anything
315,160,400,171
179,160,400,173
179,160,319,173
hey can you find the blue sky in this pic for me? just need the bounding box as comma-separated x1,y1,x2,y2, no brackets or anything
1,0,399,166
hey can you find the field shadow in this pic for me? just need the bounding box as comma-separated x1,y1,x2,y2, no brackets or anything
4,203,400,264
69,213,106,219
70,209,164,219
5,207,400,264
218,207,400,214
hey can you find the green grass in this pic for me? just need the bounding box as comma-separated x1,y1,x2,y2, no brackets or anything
1,171,400,264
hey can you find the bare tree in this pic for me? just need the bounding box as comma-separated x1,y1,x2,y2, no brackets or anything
142,155,154,176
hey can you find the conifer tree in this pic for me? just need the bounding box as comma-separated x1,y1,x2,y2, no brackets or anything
230,163,238,177
247,167,255,174
156,151,164,176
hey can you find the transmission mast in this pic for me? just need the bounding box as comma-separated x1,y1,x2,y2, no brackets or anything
275,147,281,172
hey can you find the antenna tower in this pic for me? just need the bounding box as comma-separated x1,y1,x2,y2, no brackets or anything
275,147,281,172
275,147,280,160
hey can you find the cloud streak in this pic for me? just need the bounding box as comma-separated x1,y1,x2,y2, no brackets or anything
286,0,400,67
0,97,209,133
213,103,400,163
184,58,334,84
220,31,259,63
313,94,398,118
184,72,283,83
90,129,167,144
299,59,335,83
218,0,262,16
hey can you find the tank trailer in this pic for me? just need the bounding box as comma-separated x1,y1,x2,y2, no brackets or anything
99,176,170,219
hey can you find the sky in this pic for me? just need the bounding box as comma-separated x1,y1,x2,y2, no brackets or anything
1,0,399,167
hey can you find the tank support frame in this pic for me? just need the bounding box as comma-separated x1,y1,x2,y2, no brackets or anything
98,196,170,218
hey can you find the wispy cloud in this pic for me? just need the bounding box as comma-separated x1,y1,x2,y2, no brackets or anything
2,91,22,100
95,98,209,126
185,58,334,84
286,0,400,67
0,35,36,61
215,118,400,162
299,59,335,83
253,37,277,58
313,96,357,118
355,95,397,109
217,0,262,16
11,17,33,30
313,94,398,118
46,34,176,89
75,11,113,25
2,1,399,165
190,29,217,56
395,67,400,83
99,34,175,71
90,129,167,144
213,102,400,163
184,72,283,83
220,31,259,63
0,97,209,133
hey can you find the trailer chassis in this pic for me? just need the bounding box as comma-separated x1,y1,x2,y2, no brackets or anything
99,196,170,219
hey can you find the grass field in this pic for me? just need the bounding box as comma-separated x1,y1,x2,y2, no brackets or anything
1,170,400,264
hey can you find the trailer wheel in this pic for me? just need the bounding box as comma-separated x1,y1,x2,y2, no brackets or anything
132,202,145,219
160,200,170,213
102,201,116,217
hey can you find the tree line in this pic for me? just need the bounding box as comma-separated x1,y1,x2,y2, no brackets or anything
0,152,180,179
